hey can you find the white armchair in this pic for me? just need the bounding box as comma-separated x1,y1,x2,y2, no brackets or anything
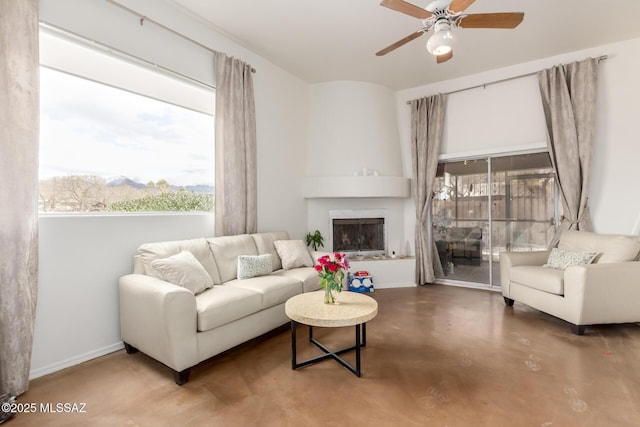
500,230,640,335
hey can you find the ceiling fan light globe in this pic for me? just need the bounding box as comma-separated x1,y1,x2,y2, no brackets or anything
432,44,453,56
426,30,456,56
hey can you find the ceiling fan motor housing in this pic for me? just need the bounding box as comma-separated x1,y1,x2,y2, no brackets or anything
432,19,453,33
421,4,462,30
425,0,454,14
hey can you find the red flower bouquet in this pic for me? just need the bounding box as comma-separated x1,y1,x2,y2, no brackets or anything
315,253,350,304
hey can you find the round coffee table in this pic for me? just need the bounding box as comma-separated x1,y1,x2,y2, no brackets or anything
285,290,378,377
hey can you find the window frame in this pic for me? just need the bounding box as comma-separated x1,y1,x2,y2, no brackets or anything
38,26,216,216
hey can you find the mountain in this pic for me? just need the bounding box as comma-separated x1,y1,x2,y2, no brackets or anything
107,176,147,189
107,176,214,194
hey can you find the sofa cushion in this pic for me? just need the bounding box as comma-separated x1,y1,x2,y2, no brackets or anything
559,230,640,263
597,236,640,263
238,254,273,280
511,266,565,295
273,267,321,293
252,231,290,271
149,251,213,295
273,240,314,270
208,235,258,283
223,274,302,309
138,238,222,285
195,285,263,332
543,248,597,270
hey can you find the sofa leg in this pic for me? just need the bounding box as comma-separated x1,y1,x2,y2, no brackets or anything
570,324,585,335
503,297,515,306
123,342,139,354
173,368,191,386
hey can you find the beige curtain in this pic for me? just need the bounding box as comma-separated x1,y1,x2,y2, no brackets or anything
0,0,39,397
411,94,447,285
214,52,257,236
538,58,598,247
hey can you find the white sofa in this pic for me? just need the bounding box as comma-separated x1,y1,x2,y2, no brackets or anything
119,231,323,384
500,230,640,335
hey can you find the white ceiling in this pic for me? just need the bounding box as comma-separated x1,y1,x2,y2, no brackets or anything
169,0,640,90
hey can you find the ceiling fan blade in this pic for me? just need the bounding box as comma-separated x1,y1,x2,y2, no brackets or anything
456,12,524,29
380,0,432,19
436,50,453,64
376,30,425,56
448,0,476,13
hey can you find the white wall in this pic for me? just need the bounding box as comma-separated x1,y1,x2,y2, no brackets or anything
307,81,403,176
33,0,310,377
39,0,215,86
33,214,213,377
396,37,640,248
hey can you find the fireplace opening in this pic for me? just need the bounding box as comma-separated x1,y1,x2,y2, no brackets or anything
332,217,385,255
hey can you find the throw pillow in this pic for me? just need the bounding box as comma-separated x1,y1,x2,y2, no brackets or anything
150,250,213,294
543,248,598,270
237,254,273,279
273,240,314,270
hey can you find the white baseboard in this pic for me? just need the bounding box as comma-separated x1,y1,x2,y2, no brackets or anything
375,282,417,289
29,342,124,380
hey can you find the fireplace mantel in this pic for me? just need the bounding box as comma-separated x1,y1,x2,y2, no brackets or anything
302,176,410,199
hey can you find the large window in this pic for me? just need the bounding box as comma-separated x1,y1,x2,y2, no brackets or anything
39,28,214,213
432,153,558,287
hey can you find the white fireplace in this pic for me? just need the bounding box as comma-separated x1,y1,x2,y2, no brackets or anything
329,209,387,256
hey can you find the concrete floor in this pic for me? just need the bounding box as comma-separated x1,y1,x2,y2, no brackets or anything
12,286,640,426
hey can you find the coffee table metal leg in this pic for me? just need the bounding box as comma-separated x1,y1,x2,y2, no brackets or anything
362,322,367,347
291,320,297,370
355,324,361,377
290,322,369,376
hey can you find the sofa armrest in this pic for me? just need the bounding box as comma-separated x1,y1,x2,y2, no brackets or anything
500,250,551,288
564,261,640,325
119,274,198,372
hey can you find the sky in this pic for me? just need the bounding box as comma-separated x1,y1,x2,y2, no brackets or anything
39,67,214,187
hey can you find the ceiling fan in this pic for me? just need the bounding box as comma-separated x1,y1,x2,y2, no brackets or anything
376,0,524,64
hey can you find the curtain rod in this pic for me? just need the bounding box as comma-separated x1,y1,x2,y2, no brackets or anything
406,54,607,104
105,0,256,73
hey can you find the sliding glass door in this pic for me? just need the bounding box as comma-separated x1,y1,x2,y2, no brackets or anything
433,159,490,284
432,153,558,288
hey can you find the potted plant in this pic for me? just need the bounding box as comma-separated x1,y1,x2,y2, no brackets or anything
305,230,324,251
